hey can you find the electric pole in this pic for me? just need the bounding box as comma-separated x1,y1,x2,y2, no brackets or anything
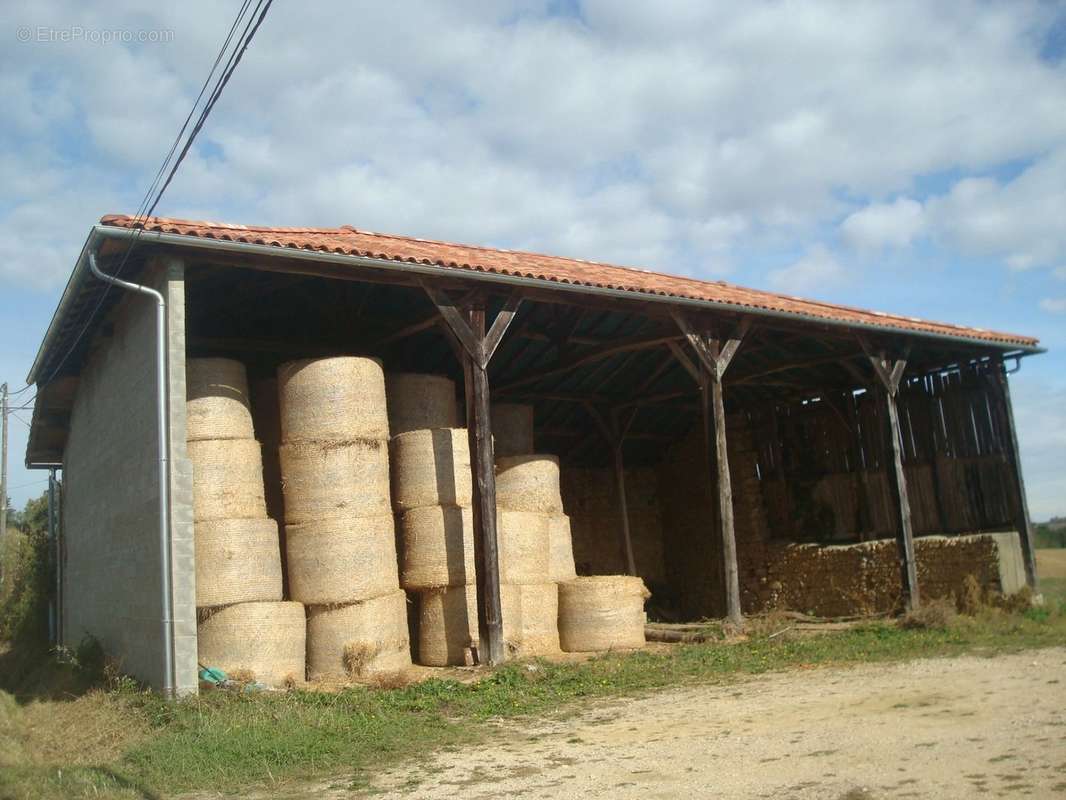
0,382,7,587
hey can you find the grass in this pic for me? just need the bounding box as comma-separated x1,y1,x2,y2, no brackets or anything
2,598,1065,800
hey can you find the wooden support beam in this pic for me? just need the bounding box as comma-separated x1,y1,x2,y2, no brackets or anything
425,285,523,666
667,340,700,382
994,362,1039,589
671,311,749,625
613,442,637,576
496,332,683,392
583,402,637,576
858,335,920,611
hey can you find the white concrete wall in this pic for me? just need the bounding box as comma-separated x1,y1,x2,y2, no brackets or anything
61,257,196,694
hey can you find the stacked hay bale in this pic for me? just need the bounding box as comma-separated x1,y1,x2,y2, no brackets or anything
495,454,569,656
278,357,410,682
187,358,300,686
389,373,524,665
558,576,649,652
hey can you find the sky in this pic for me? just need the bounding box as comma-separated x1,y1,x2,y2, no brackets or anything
1,1,1064,519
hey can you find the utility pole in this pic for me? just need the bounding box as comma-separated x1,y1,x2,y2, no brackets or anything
0,382,7,588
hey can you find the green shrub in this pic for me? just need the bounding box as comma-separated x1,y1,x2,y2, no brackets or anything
0,493,52,647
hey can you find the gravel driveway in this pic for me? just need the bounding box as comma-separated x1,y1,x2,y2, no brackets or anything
363,648,1066,799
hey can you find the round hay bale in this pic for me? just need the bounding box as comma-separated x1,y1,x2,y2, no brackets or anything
279,439,391,524
285,514,400,604
186,358,255,442
390,428,472,511
250,378,282,445
399,505,475,590
196,601,306,686
278,357,389,443
492,403,534,457
386,373,458,436
417,584,523,666
558,576,649,653
188,439,267,521
194,519,283,608
548,514,577,582
515,582,560,656
498,509,550,585
305,591,412,680
495,455,562,513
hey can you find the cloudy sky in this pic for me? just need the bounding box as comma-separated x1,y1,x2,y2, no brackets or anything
2,1,1064,518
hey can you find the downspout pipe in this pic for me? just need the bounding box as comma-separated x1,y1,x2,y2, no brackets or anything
88,251,175,698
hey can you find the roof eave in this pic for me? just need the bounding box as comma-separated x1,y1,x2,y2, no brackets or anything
28,223,1045,384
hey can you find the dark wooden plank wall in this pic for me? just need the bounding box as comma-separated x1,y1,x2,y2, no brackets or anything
751,363,1017,542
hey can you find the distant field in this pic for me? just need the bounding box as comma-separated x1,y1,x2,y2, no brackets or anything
1036,549,1066,604
1036,548,1066,579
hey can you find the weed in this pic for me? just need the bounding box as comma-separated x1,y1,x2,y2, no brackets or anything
899,598,957,630
1,601,1064,799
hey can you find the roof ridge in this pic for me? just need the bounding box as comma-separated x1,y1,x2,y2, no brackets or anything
95,213,1038,348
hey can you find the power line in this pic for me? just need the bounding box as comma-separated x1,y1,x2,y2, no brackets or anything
6,478,49,493
8,0,273,412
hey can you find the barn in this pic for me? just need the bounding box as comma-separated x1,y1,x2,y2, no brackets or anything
25,215,1042,695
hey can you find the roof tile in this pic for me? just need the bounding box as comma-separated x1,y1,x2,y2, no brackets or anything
99,214,1038,348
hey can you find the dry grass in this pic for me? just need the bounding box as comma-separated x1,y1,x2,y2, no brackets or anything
1035,548,1066,579
342,641,379,678
899,598,957,630
957,574,985,615
1,690,151,769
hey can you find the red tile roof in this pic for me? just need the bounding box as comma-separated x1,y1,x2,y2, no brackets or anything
100,214,1038,348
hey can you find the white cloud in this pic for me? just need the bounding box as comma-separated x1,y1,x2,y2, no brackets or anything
767,245,848,295
1040,298,1066,314
2,0,1065,291
1010,376,1066,521
925,149,1066,271
841,197,926,252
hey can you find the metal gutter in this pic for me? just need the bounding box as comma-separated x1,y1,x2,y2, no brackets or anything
29,223,1045,384
87,249,176,698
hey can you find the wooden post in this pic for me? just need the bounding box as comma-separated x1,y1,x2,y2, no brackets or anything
994,361,1039,589
421,283,522,665
612,443,637,576
670,312,749,625
859,337,919,611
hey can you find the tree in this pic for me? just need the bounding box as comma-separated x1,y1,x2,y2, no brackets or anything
0,491,51,644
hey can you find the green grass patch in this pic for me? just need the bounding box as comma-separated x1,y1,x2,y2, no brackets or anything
2,604,1065,800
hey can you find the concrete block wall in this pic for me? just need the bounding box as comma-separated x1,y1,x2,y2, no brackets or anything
61,258,196,693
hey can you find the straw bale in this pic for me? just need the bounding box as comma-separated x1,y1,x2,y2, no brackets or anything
558,576,648,652
196,601,306,686
390,428,472,511
385,372,458,436
547,513,577,582
186,358,255,441
416,584,523,666
194,518,283,608
305,591,411,680
495,455,562,513
279,439,391,523
514,582,560,656
285,514,400,604
498,509,550,584
399,505,475,590
278,357,389,443
188,438,267,521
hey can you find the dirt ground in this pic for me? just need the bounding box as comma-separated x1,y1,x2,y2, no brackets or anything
349,648,1066,800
